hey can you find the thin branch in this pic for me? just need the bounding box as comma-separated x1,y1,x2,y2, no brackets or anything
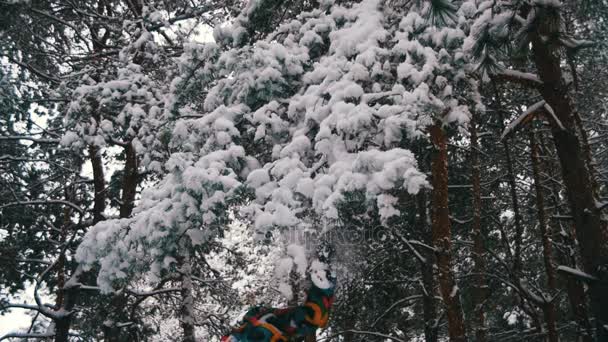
0,136,60,144
0,333,54,341
493,69,543,88
370,295,424,327
318,330,405,342
0,200,84,215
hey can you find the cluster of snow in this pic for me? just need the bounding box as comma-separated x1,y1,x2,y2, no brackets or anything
309,259,333,290
76,0,479,293
242,0,477,232
64,53,177,175
274,244,308,299
76,104,249,291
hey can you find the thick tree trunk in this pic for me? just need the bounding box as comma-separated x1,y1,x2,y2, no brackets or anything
429,123,467,342
89,145,106,223
53,190,73,342
54,319,71,342
530,32,608,340
469,115,487,342
529,130,559,342
54,148,103,341
305,335,317,342
102,291,129,342
119,142,138,218
55,188,73,310
417,191,439,342
178,246,196,342
538,131,594,342
572,110,598,195
54,268,82,342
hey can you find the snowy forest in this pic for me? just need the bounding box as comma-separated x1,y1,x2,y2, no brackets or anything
1,0,608,341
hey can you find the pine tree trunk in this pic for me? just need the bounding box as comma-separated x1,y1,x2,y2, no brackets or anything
178,246,196,342
469,115,487,342
119,141,138,218
429,123,467,342
89,144,106,223
417,191,439,342
54,190,73,342
54,320,71,342
53,148,102,342
55,188,73,310
529,130,559,342
101,302,123,340
54,268,82,342
541,134,593,342
530,31,608,341
572,110,598,195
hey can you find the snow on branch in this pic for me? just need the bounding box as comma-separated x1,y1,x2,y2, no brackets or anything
500,100,564,140
501,100,546,140
0,256,52,265
0,135,60,144
371,295,424,328
0,333,55,341
0,302,47,313
319,330,405,342
542,103,565,131
127,287,182,297
0,332,81,341
560,37,594,51
557,265,598,283
494,69,543,88
392,229,427,264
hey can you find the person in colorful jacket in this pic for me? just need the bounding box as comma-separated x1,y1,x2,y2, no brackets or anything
222,260,336,342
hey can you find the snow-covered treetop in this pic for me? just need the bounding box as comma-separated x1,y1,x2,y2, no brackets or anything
76,0,478,293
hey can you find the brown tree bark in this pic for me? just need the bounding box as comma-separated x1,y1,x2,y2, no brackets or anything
305,334,317,342
54,267,83,342
119,142,138,218
572,110,598,195
54,147,104,342
52,188,74,342
529,28,608,340
55,187,73,310
539,134,593,342
529,130,559,342
429,123,467,342
177,245,196,342
89,145,106,223
469,114,487,342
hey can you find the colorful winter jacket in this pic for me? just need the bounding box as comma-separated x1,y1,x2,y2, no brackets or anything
222,263,336,342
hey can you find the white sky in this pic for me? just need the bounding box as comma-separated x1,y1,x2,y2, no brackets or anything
0,285,40,336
